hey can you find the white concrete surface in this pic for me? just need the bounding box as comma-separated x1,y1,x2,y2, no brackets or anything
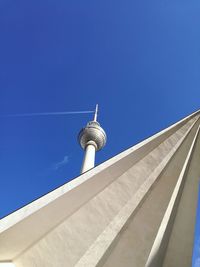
0,263,15,267
101,116,200,267
0,109,200,267
145,125,200,267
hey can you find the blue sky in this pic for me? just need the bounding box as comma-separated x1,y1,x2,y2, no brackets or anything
0,0,200,264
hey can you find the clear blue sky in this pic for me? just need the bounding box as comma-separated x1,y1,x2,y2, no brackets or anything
0,0,200,264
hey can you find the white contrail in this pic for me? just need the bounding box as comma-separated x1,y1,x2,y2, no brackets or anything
0,110,94,117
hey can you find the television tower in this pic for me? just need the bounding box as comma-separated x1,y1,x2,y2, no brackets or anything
78,104,107,173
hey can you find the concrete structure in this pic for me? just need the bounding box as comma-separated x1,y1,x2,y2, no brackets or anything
78,104,107,173
1,109,200,267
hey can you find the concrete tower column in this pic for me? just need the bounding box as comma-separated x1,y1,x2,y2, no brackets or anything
81,141,97,173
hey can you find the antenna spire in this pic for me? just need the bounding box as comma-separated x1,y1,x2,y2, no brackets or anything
93,104,98,121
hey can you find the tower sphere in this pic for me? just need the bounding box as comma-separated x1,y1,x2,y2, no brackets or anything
78,121,107,151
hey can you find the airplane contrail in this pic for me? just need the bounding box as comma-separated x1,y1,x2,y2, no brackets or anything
0,110,94,117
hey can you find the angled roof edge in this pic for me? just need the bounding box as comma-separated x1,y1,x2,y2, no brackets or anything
1,108,200,234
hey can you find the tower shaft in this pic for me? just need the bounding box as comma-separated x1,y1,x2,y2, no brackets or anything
81,141,96,173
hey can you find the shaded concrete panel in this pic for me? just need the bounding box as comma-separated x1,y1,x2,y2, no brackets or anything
101,121,199,267
162,128,200,267
14,119,199,266
145,125,200,267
